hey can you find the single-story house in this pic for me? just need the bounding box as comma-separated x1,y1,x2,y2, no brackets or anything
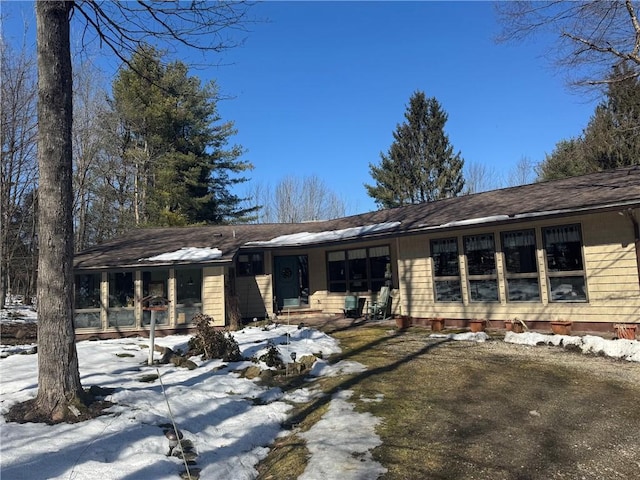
73,166,640,338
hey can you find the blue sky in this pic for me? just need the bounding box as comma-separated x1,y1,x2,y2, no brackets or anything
3,1,599,215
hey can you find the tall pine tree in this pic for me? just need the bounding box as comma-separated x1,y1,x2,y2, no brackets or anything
111,45,254,226
366,91,464,208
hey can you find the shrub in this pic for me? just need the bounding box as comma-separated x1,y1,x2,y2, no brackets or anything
259,343,284,369
188,314,242,362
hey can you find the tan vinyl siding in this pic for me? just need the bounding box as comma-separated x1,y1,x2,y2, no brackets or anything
202,266,225,326
394,211,640,325
236,275,272,319
397,236,432,317
100,272,108,330
582,212,640,305
168,270,176,325
307,250,328,311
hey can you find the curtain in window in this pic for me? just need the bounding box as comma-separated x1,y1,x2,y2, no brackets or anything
503,230,535,248
544,225,580,244
348,249,367,260
328,251,346,261
369,245,390,257
464,234,494,251
432,238,458,254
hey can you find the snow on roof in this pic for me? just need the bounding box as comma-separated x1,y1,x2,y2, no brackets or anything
246,221,401,247
441,215,510,228
140,247,223,262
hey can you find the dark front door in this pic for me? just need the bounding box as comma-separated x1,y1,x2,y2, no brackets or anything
274,255,308,310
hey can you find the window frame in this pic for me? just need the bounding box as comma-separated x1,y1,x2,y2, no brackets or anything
542,224,588,303
236,251,265,276
430,237,462,303
175,267,203,324
326,245,391,293
106,271,136,327
501,229,541,302
463,233,499,303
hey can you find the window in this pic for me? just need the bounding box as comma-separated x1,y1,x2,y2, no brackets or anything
543,224,587,302
348,249,367,292
502,229,540,302
464,234,498,302
369,246,391,292
328,251,347,292
431,238,462,302
237,252,264,276
74,273,102,328
75,273,101,309
142,270,169,326
107,271,135,327
327,246,391,293
176,268,202,323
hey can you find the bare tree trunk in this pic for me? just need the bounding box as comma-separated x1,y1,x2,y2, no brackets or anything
34,0,83,422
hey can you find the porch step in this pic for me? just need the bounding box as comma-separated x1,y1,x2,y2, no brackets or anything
275,308,326,319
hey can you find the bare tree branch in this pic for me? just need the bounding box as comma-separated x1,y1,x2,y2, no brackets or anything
496,1,640,88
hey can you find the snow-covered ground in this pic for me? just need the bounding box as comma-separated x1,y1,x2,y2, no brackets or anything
0,311,387,480
1,306,639,480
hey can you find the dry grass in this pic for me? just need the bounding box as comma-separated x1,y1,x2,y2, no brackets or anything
256,324,640,479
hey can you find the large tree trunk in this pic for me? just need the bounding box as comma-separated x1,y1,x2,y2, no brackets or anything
35,0,83,422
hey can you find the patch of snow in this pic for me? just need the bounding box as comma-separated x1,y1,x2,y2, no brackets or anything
246,222,401,247
440,215,510,228
298,390,387,480
309,359,368,377
504,331,640,362
282,387,326,404
140,247,222,262
429,331,490,342
0,305,37,323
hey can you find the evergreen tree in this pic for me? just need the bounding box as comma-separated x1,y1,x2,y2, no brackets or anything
366,91,464,208
111,46,254,226
537,139,593,181
538,63,640,180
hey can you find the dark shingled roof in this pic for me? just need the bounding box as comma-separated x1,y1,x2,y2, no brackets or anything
74,166,640,270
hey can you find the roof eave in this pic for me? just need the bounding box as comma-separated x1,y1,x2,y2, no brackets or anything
410,200,640,234
74,258,232,272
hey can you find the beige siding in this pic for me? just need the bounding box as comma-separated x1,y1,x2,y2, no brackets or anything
396,236,432,317
168,270,176,325
394,211,640,325
100,272,108,330
582,211,640,306
236,274,272,319
307,250,328,311
202,266,225,326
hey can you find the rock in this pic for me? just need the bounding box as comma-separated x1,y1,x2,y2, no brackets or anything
171,356,197,370
299,354,318,370
259,369,275,381
240,365,262,379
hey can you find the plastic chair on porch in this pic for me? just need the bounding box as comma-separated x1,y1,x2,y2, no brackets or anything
343,295,359,318
368,286,391,320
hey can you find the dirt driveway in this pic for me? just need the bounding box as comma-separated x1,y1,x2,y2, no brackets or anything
262,316,640,480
